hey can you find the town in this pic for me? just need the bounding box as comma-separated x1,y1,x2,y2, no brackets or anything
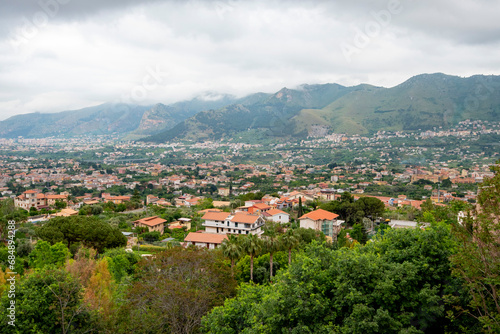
0,120,498,333
0,120,496,248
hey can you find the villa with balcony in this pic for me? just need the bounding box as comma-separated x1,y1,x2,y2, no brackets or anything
201,210,265,235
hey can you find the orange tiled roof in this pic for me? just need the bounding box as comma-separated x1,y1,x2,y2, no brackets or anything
133,216,167,227
184,232,227,244
266,208,288,216
108,196,131,200
299,209,339,221
202,211,231,221
253,203,271,209
231,213,260,224
45,194,67,199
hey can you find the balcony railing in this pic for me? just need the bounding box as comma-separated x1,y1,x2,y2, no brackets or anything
202,220,264,230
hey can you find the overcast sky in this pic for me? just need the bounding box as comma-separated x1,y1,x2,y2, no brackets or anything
1,0,499,120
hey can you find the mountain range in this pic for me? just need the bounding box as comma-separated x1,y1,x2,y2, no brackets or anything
1,73,499,142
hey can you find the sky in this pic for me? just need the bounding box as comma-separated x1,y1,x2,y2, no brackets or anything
1,0,500,120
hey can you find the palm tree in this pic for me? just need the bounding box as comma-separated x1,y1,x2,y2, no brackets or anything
280,228,299,266
221,234,241,277
263,222,282,281
241,233,262,282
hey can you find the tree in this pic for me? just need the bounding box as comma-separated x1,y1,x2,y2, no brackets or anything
29,206,38,216
36,216,127,253
131,189,141,202
441,178,452,188
140,231,161,243
29,241,71,269
0,267,92,334
297,197,304,218
450,163,500,332
66,249,117,328
356,197,386,220
262,222,282,281
104,248,141,283
280,228,299,265
221,234,242,277
55,200,67,209
342,201,364,225
118,247,237,334
350,223,368,244
241,234,262,282
115,203,126,212
202,225,471,333
341,191,354,203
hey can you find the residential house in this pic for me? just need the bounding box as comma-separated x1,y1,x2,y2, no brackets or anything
14,190,68,210
202,211,265,235
169,218,192,230
102,193,131,204
132,216,167,234
218,188,230,197
184,232,228,249
248,203,271,214
299,209,344,239
262,208,289,223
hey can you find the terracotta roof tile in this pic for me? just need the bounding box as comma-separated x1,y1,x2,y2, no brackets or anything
202,211,231,221
299,209,339,221
133,216,167,227
266,208,288,216
231,213,260,224
253,203,271,209
184,232,228,244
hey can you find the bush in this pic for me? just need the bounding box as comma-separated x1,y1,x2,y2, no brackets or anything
132,245,168,253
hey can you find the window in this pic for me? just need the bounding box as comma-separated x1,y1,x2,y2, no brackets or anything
235,222,238,227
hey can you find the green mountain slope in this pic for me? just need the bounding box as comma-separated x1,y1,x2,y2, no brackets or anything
0,103,150,138
145,83,355,142
144,73,500,142
0,95,236,139
127,95,237,139
319,73,500,134
3,73,499,140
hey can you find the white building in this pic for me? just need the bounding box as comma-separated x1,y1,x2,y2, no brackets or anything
202,211,264,235
299,209,344,239
262,208,290,224
184,232,227,249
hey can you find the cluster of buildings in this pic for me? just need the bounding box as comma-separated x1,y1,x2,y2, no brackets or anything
14,189,69,210
132,194,346,249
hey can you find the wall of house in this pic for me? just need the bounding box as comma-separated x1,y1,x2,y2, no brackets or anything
270,214,290,223
300,218,316,230
188,241,217,249
137,223,164,234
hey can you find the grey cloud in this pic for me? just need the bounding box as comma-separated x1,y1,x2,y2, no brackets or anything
1,0,500,120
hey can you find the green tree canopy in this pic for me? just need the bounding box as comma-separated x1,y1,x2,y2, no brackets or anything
202,225,474,333
36,216,127,253
117,247,237,334
0,267,93,334
450,162,500,332
29,240,71,269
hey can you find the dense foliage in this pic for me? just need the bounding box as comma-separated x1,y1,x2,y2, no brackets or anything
202,225,478,333
36,216,127,253
450,164,500,332
115,247,237,333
